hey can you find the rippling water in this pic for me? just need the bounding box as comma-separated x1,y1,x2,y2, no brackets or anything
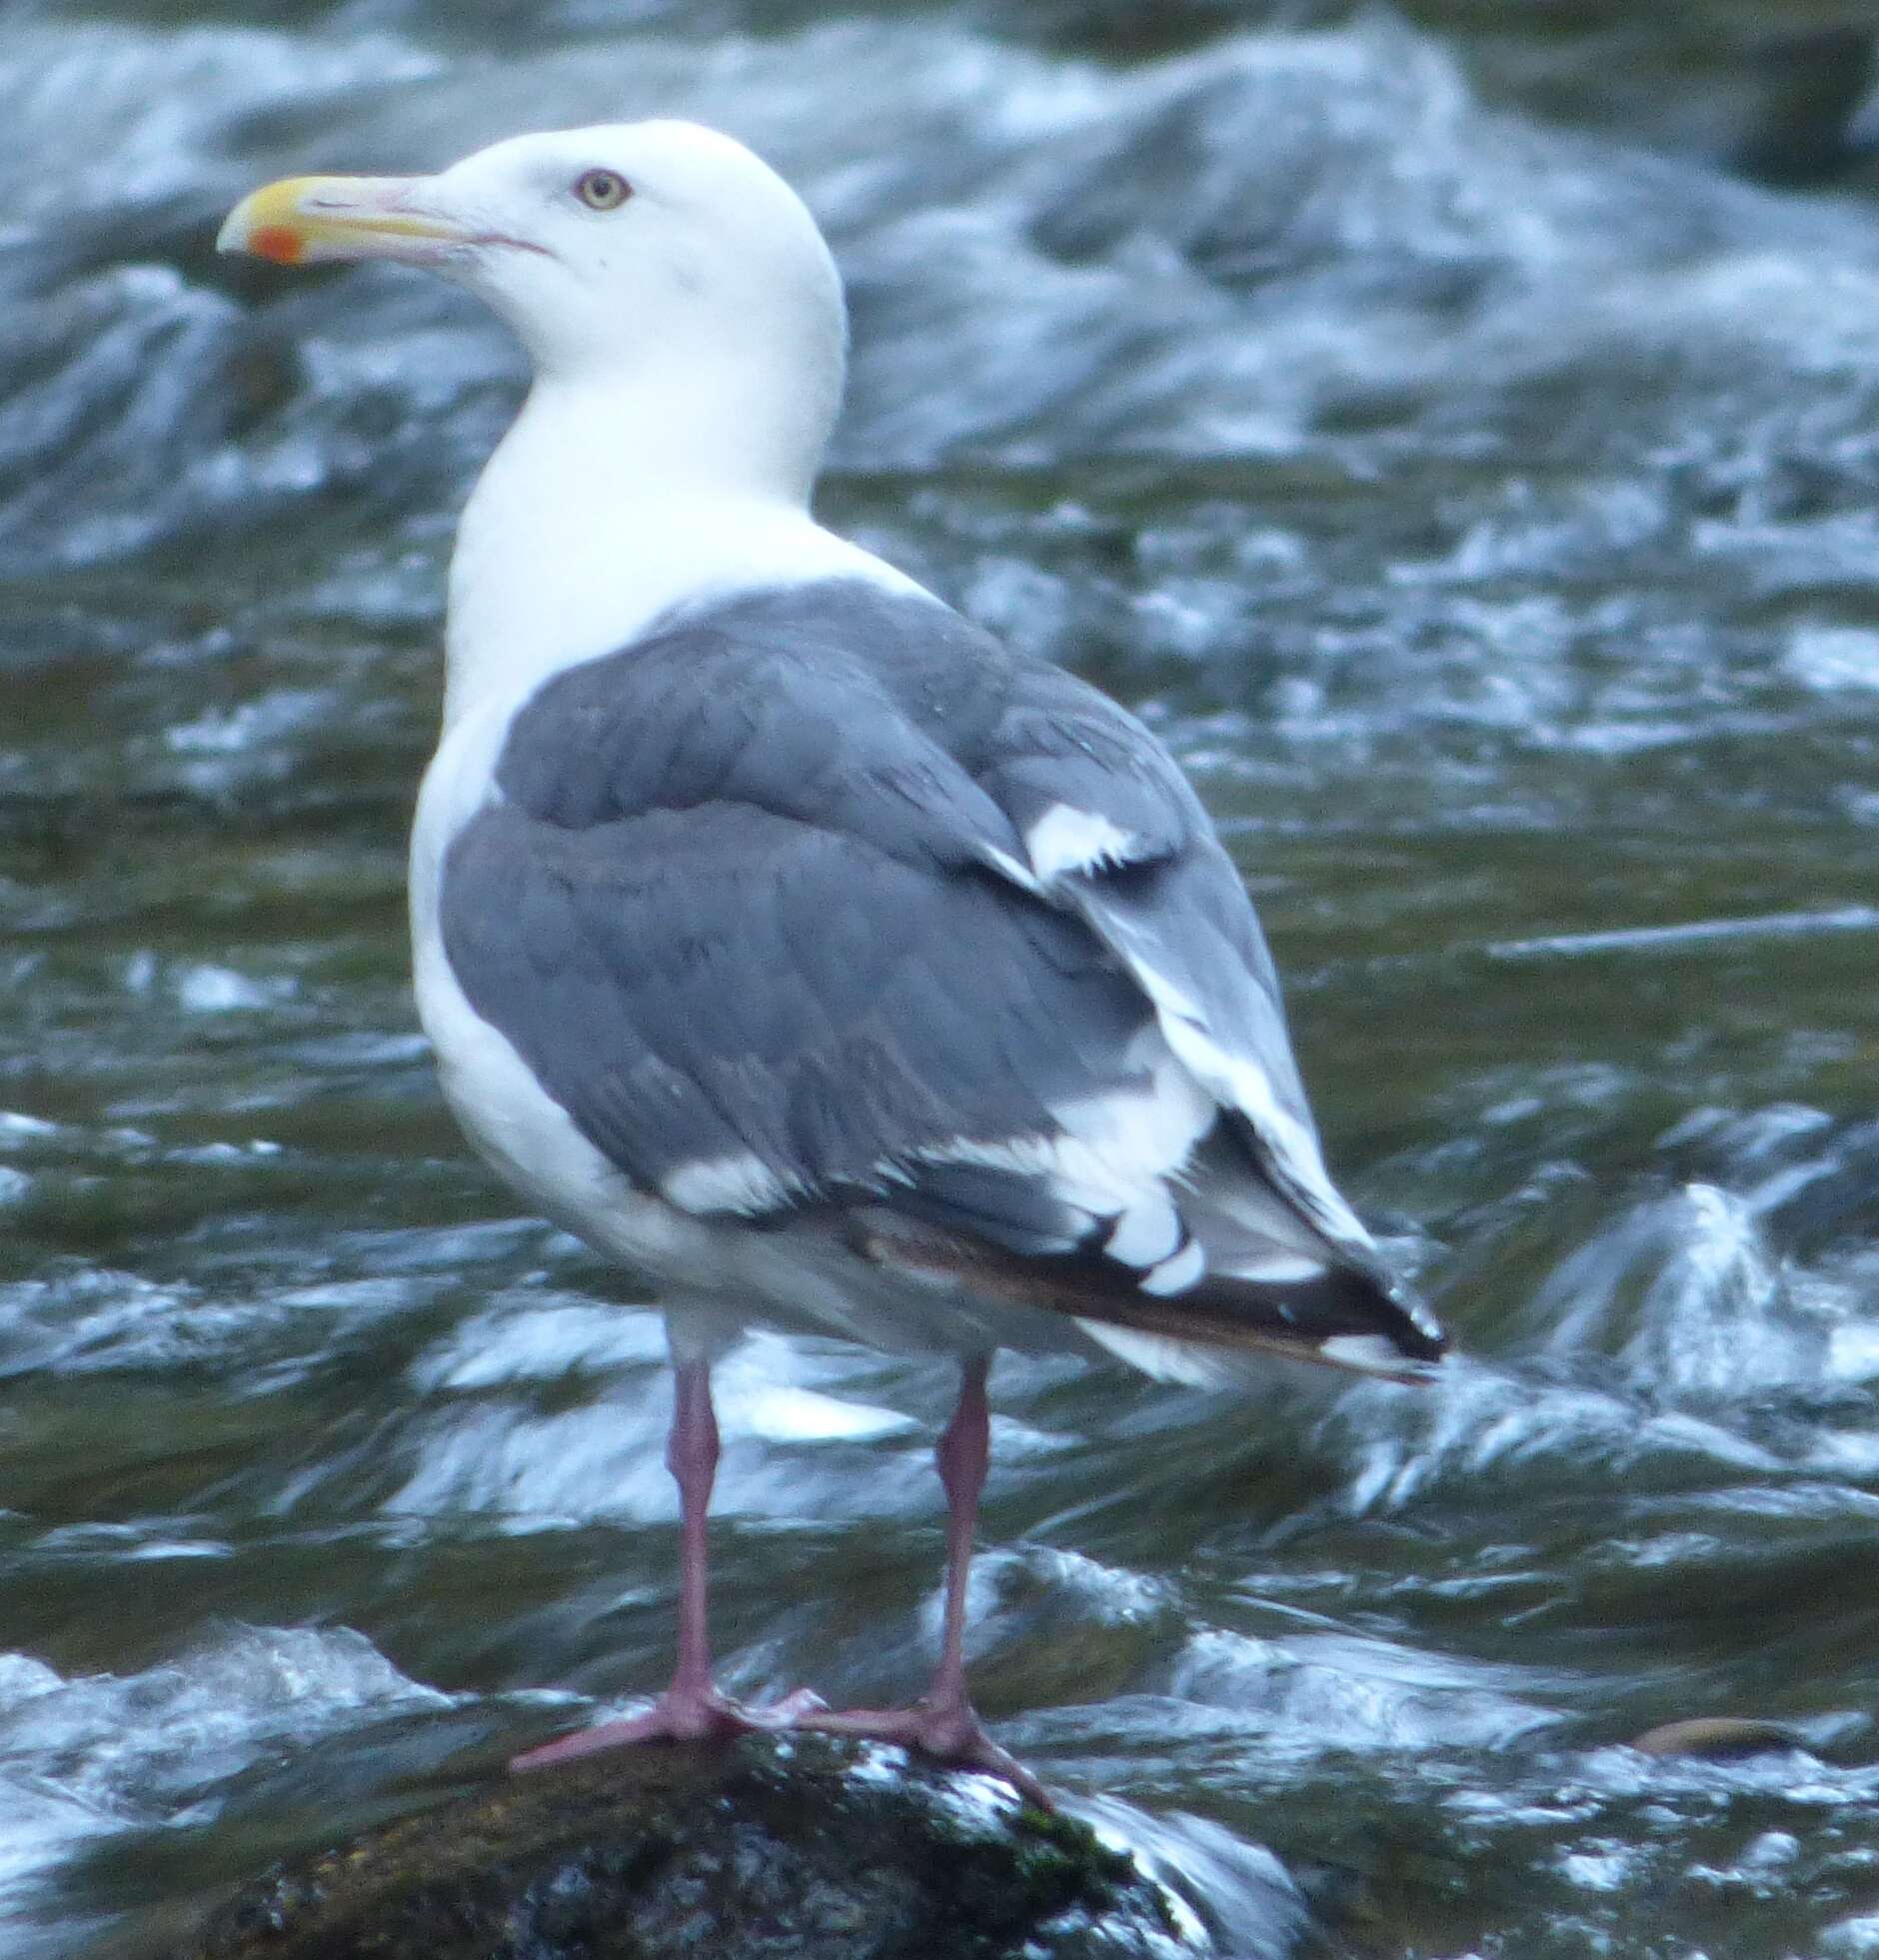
6,4,1879,1955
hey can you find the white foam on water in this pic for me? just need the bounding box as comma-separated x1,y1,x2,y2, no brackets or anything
0,1624,452,1927
1167,1624,1562,1755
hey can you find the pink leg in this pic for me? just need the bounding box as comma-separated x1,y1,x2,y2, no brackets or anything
930,1353,990,1724
799,1357,1048,1804
512,1357,819,1772
667,1353,719,1710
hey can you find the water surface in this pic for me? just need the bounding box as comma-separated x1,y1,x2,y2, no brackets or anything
4,4,1879,1955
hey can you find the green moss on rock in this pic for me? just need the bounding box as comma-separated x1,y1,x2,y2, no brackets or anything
172,1732,1196,1959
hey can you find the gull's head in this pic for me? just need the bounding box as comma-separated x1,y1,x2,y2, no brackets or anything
219,121,847,482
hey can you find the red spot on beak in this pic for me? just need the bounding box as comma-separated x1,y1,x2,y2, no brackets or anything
249,225,306,265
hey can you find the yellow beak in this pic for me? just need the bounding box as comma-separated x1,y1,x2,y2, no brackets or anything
217,174,470,266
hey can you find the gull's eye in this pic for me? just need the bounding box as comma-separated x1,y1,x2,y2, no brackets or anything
574,168,632,212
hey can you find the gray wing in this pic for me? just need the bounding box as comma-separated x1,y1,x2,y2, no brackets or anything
970,668,1372,1251
441,582,1444,1374
446,798,1149,1236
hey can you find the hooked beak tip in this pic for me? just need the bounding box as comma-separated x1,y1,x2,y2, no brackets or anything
217,174,466,266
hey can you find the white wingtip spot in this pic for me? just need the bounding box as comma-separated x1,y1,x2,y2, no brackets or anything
1139,1237,1206,1297
1318,1332,1430,1374
1105,1197,1184,1268
1224,1251,1327,1284
1025,804,1138,883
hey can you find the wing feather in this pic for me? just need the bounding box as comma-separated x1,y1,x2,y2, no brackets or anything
440,580,1445,1372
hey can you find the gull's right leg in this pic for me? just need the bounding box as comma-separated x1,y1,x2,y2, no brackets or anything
512,1353,820,1770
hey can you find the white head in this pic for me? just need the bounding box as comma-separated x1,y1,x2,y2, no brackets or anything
219,121,848,506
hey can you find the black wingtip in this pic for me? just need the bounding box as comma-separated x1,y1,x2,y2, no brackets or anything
1046,1256,1450,1383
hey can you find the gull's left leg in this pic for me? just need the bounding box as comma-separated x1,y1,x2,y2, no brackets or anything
800,1354,1048,1804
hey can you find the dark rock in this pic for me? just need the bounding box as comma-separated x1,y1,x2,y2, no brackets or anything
1630,1716,1808,1762
1732,28,1879,187
169,1732,1196,1959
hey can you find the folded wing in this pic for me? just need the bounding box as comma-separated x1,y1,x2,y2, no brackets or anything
440,581,1445,1379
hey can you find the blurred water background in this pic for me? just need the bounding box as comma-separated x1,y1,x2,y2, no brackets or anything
5,1,1879,1953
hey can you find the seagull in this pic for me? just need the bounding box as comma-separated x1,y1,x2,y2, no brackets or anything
219,121,1447,1801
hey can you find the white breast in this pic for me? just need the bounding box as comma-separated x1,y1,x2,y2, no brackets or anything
407,495,928,1302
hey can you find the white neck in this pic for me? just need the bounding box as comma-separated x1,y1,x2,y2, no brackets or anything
443,347,889,730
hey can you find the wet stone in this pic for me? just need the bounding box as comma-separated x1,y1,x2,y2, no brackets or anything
1630,1717,1810,1762
169,1732,1195,1960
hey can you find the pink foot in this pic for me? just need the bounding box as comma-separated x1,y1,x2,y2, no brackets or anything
795,1698,1050,1808
510,1685,827,1771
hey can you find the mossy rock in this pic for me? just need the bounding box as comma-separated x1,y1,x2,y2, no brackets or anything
173,1732,1196,1959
